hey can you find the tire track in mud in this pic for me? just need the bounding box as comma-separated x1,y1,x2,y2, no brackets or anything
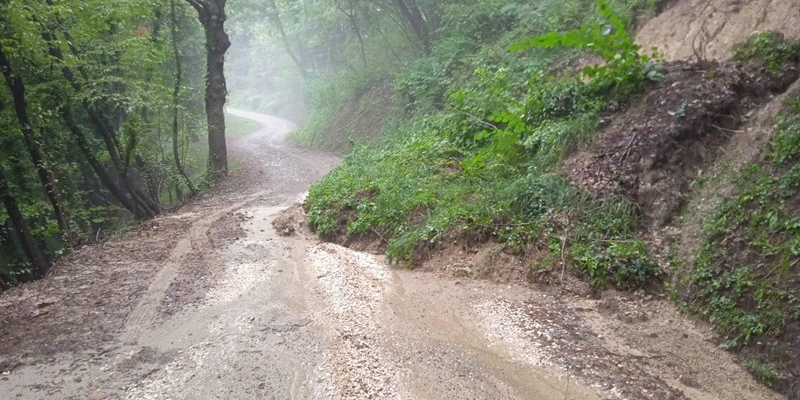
122,193,272,342
122,204,324,400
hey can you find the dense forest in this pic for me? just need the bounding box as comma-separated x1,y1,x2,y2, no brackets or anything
0,0,232,285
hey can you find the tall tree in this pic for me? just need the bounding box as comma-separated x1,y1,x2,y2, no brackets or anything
39,26,160,218
391,0,431,53
333,0,368,69
0,152,50,278
0,37,72,244
185,0,231,181
264,0,307,78
171,0,198,195
0,0,210,283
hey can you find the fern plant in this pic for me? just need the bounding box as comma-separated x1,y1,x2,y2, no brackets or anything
511,0,663,98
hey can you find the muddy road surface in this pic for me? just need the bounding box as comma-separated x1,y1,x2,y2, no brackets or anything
0,110,785,400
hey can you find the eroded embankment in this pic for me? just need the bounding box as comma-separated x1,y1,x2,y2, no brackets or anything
636,0,800,61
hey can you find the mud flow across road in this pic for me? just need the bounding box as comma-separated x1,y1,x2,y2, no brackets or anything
0,110,785,400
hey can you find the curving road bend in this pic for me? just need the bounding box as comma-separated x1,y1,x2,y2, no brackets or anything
0,110,782,400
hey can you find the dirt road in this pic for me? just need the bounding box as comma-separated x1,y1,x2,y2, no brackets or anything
0,110,785,400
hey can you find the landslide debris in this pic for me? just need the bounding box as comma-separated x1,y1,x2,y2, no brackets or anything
564,60,798,229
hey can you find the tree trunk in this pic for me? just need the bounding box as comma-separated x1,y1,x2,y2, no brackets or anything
186,0,231,181
266,0,307,78
171,0,197,196
38,25,160,218
0,45,73,244
60,104,144,218
392,0,430,53
0,168,49,278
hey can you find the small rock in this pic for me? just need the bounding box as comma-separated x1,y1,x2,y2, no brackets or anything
37,300,56,309
87,392,108,400
679,375,702,389
295,318,312,327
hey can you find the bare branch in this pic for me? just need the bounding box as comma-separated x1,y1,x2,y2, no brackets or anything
184,0,204,13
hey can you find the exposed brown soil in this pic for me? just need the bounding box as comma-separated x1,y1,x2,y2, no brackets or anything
672,76,800,260
564,60,797,229
675,79,800,399
419,228,532,284
314,52,799,399
271,203,306,237
559,59,800,398
636,0,800,62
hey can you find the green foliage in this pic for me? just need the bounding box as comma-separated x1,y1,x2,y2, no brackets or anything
0,0,210,283
445,0,664,178
292,65,397,149
395,51,456,110
688,96,800,347
570,240,661,289
512,0,663,99
303,0,664,290
306,127,661,288
770,98,800,166
745,359,779,387
734,31,800,70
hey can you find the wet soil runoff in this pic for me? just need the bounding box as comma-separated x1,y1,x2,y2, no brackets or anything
0,110,786,400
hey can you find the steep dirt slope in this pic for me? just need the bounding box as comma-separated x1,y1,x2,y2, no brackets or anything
634,1,800,396
637,0,800,61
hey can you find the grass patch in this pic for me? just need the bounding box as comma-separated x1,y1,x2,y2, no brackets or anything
733,30,800,70
306,117,661,289
744,359,780,387
687,95,800,351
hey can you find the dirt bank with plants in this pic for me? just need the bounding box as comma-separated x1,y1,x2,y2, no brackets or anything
298,0,800,397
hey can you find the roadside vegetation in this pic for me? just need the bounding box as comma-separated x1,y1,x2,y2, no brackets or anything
682,34,800,389
685,94,800,390
297,0,666,290
3,0,797,395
